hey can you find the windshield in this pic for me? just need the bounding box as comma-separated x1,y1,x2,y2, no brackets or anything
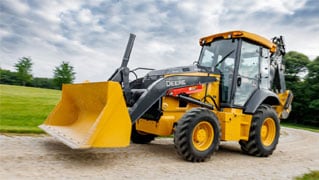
198,39,238,71
198,38,238,104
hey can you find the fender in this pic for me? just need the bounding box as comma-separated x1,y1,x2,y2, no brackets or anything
244,89,280,114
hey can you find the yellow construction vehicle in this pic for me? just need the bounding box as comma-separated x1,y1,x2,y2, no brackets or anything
40,30,293,162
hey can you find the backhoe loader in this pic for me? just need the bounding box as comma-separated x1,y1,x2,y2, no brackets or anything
40,30,293,162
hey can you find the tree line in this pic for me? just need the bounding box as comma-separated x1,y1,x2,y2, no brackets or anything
0,57,75,90
284,52,319,126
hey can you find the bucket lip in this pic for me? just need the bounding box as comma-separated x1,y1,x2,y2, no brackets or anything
63,81,112,87
39,124,90,149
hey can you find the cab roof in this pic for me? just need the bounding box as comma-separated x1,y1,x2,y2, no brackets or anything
199,30,276,53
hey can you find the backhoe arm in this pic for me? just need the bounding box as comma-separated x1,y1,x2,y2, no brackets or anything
271,36,293,119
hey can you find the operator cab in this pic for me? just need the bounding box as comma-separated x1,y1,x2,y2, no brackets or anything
197,31,274,108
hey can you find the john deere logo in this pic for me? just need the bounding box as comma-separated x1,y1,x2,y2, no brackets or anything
166,80,186,87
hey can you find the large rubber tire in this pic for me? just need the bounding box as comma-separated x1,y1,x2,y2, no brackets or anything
174,108,221,162
131,123,156,144
239,104,280,157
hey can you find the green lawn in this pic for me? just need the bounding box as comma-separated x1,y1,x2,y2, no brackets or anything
0,85,61,133
281,122,319,133
294,170,319,180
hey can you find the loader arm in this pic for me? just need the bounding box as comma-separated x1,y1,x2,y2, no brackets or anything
129,75,217,123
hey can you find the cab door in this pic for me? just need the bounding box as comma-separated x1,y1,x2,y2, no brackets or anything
234,41,261,106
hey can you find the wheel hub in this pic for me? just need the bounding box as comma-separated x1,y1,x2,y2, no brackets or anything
261,118,276,146
195,129,207,142
192,121,214,151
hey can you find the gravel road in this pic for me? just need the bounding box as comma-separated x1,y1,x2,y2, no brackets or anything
0,127,318,180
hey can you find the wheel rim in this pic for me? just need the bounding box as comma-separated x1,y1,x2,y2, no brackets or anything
192,121,214,151
260,118,276,146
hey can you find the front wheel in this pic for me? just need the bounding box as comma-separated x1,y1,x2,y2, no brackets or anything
239,104,280,157
174,108,221,162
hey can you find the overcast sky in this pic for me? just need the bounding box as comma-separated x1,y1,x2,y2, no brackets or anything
1,0,318,82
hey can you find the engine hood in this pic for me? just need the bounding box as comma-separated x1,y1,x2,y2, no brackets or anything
146,65,197,77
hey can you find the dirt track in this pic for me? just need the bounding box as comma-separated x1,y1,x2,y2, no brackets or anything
0,127,318,180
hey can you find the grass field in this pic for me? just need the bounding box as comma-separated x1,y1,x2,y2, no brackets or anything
281,122,319,133
0,85,61,133
294,170,319,180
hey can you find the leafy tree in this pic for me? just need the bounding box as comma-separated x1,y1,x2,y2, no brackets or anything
0,68,19,85
304,57,319,125
14,57,33,86
53,61,76,89
284,52,319,126
307,56,319,81
284,51,310,83
284,52,309,124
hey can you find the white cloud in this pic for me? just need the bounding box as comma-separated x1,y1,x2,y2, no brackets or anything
146,41,175,55
109,15,122,24
223,0,307,15
178,1,196,13
32,0,83,23
77,9,105,32
3,0,30,14
254,0,307,15
0,29,11,37
78,9,93,24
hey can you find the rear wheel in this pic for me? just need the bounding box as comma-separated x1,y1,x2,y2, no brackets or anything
131,123,156,144
239,104,280,157
174,108,221,162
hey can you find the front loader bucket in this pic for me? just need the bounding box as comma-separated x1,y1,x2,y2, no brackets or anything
39,81,132,149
